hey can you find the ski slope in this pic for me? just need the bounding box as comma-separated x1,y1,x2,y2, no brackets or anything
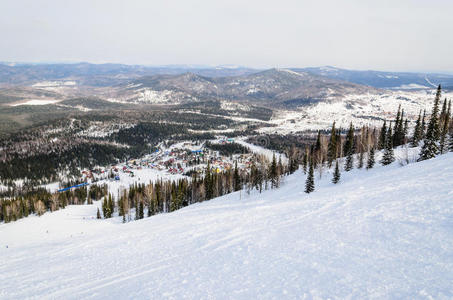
1,153,453,299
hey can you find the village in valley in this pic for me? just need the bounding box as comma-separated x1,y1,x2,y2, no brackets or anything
71,137,267,196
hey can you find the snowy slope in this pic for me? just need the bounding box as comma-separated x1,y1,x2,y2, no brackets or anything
261,89,453,134
1,153,453,299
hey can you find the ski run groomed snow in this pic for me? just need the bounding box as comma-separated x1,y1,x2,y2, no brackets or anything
1,152,453,299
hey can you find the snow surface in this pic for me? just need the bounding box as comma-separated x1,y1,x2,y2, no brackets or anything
9,99,61,106
236,138,288,164
261,89,453,134
1,153,453,299
32,81,77,87
393,83,429,90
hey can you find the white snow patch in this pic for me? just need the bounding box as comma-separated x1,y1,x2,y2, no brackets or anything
10,99,61,106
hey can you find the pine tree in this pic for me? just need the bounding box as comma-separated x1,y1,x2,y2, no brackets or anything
233,161,241,192
366,147,375,169
288,145,298,174
305,159,315,193
393,105,401,146
357,151,364,169
419,85,441,161
102,197,108,218
449,132,453,152
302,150,308,174
327,121,337,167
344,123,354,171
381,126,395,166
332,159,340,184
421,109,426,138
411,111,422,147
138,201,144,219
403,118,408,144
439,98,450,154
314,131,321,152
103,194,113,218
313,131,322,167
449,100,453,152
204,162,214,200
269,153,278,189
440,98,447,124
397,109,405,146
378,121,387,149
108,194,114,218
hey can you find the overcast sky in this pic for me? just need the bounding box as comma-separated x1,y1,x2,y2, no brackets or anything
1,0,452,72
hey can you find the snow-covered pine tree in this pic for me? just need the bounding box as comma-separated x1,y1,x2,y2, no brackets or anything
419,85,441,161
332,159,340,184
366,147,375,169
381,125,395,166
305,159,315,193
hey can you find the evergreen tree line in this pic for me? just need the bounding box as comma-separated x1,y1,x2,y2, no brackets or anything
0,184,108,223
303,84,452,193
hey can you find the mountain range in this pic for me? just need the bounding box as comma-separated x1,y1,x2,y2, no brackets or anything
1,62,452,91
114,68,375,106
296,66,453,90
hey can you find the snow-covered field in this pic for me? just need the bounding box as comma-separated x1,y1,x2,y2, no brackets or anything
261,89,453,134
1,152,452,299
9,99,61,106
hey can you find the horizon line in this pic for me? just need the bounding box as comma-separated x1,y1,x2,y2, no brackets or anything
1,60,453,75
